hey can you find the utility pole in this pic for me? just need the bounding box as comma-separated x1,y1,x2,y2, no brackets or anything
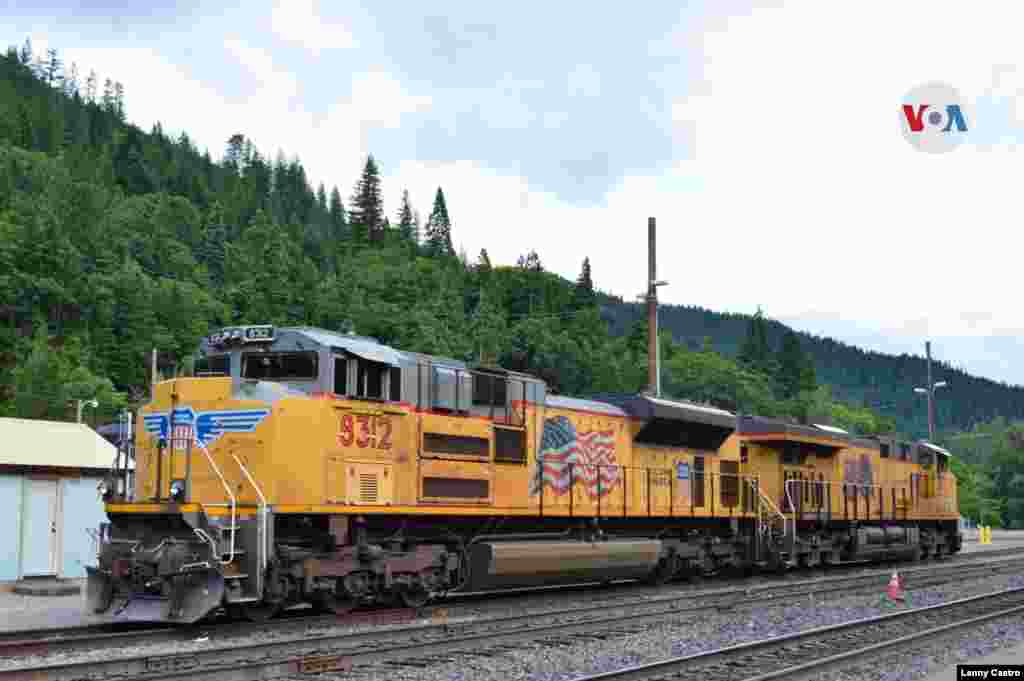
915,341,947,442
640,217,669,397
76,398,98,424
926,341,934,441
647,217,658,396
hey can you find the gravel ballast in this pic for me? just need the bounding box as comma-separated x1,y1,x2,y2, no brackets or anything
297,573,1024,681
2,566,1022,678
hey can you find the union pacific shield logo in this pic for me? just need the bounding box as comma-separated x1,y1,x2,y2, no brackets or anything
142,407,270,448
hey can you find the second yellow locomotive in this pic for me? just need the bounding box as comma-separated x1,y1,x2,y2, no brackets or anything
87,325,961,623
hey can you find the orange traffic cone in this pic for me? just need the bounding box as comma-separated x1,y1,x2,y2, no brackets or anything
887,572,904,602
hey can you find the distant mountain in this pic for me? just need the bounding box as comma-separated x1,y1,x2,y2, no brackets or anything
600,300,1024,439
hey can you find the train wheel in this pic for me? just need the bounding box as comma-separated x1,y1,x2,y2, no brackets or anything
644,556,675,586
398,586,430,609
228,602,280,623
312,579,358,616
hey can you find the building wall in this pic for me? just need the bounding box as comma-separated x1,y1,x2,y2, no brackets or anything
59,477,106,578
0,472,106,581
0,475,21,581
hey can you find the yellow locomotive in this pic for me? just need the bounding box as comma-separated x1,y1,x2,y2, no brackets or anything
86,325,962,623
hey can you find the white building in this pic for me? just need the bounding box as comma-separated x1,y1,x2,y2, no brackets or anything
0,418,114,581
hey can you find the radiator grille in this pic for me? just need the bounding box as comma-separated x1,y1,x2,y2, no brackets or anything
359,473,379,503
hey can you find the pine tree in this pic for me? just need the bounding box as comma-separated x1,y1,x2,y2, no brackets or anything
200,202,228,287
113,82,125,120
102,78,114,112
44,48,62,87
738,307,775,377
328,185,346,242
85,70,97,104
572,257,595,308
777,330,809,400
349,154,383,243
424,187,454,256
64,62,79,97
477,248,492,272
316,183,327,212
517,250,542,272
224,134,246,170
19,38,32,66
397,189,415,243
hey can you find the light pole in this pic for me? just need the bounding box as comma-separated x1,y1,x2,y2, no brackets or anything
76,398,98,424
914,341,947,441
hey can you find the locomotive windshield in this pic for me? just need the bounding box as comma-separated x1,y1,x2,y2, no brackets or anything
242,352,318,380
194,354,230,376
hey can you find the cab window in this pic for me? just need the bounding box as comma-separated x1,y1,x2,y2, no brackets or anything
242,352,318,380
195,354,230,376
335,355,400,401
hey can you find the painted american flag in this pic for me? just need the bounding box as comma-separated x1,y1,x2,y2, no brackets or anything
529,416,619,498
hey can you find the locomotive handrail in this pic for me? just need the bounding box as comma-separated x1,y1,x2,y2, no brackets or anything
195,441,237,565
229,451,268,598
752,478,787,538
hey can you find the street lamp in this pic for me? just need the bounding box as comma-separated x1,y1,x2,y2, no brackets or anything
637,280,670,397
914,380,947,441
76,398,98,424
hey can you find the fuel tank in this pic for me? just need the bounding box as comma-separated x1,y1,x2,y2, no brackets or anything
466,539,662,591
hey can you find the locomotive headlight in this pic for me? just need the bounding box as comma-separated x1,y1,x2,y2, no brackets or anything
170,479,186,502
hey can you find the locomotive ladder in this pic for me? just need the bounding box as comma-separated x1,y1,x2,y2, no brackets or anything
748,478,789,561
192,442,269,602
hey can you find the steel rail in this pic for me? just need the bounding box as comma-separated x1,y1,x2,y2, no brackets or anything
568,588,1024,681
1,546,1022,661
2,552,1024,680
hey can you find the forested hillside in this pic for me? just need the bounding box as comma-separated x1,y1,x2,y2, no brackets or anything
603,303,1024,440
0,39,1015,445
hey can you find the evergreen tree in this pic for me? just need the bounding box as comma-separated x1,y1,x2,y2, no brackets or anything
777,330,814,399
199,202,228,287
424,187,454,256
738,307,775,376
517,250,542,272
396,189,415,243
328,185,346,241
349,154,383,243
477,248,492,272
85,69,96,103
572,256,595,308
44,48,62,87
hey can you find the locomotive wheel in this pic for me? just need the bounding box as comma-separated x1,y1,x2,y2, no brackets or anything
398,586,430,609
228,602,280,623
313,591,358,616
644,557,675,586
312,578,358,616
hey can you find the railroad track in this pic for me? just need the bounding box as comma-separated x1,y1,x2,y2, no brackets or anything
2,550,1023,681
568,587,1024,681
3,543,1021,658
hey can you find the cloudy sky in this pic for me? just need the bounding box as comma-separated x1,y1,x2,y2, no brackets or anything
7,1,1024,385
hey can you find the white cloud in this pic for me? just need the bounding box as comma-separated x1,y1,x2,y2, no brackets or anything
270,0,357,55
654,2,1024,340
223,37,299,102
